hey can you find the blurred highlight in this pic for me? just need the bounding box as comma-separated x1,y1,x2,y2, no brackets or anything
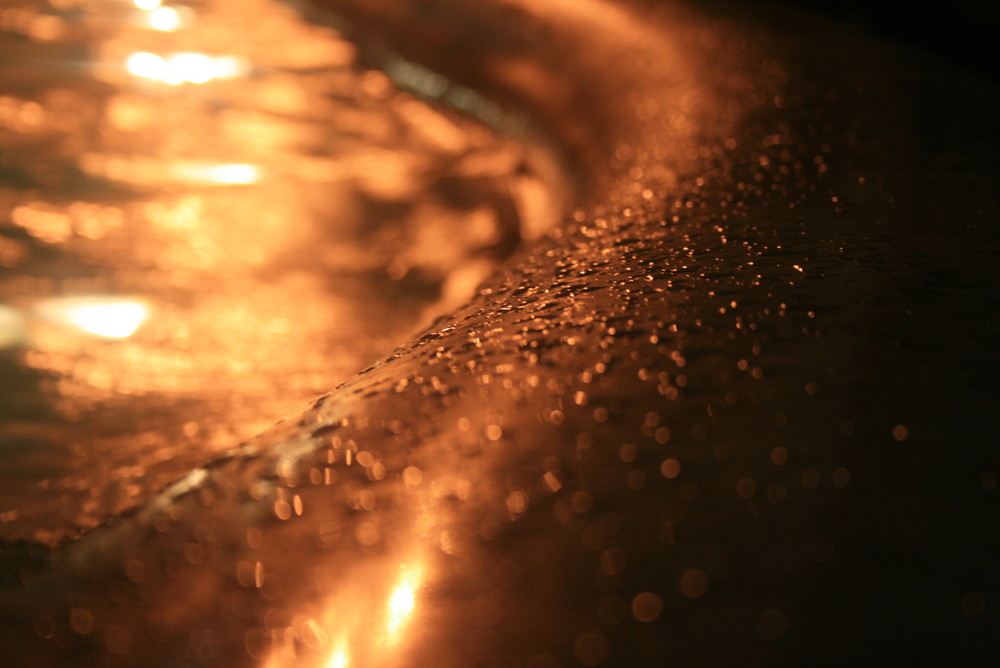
170,162,262,185
0,0,558,621
384,565,423,640
325,643,350,668
35,297,150,339
146,7,185,32
126,52,247,85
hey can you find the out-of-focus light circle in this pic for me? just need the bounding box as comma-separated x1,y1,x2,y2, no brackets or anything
148,7,182,32
126,51,167,81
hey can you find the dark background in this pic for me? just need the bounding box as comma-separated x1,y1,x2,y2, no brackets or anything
786,0,999,79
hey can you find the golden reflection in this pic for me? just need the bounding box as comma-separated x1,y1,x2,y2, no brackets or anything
125,51,246,85
145,7,185,33
325,643,350,668
162,53,222,85
78,156,262,187
383,564,424,639
34,296,150,340
124,52,168,81
259,548,429,668
169,162,261,185
1,0,559,575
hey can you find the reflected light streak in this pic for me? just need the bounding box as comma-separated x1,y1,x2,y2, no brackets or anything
35,297,149,339
169,162,261,185
126,52,247,85
165,53,216,85
384,566,422,638
307,558,426,668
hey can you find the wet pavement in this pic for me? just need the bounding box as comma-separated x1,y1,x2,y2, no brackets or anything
1,0,999,666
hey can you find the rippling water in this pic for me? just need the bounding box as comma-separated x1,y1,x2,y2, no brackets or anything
0,0,561,544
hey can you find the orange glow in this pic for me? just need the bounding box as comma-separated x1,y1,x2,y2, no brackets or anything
1,0,559,579
384,565,423,639
125,52,167,81
77,156,262,186
126,52,247,85
169,162,261,185
146,7,184,32
262,554,429,668
325,643,350,668
35,297,150,339
166,53,215,84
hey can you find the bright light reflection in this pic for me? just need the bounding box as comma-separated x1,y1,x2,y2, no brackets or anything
385,566,423,639
36,297,150,339
64,301,148,339
170,162,261,185
308,560,425,668
126,52,247,85
212,56,244,79
133,0,161,9
126,52,167,81
165,53,214,84
326,643,350,668
147,7,182,32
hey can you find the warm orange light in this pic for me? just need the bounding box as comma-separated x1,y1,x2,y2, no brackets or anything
385,567,422,638
0,305,25,348
211,56,244,79
126,52,247,85
164,53,216,85
169,162,261,185
36,297,150,339
125,52,167,81
325,643,350,668
63,301,148,339
147,7,183,32
133,0,162,9
272,555,427,668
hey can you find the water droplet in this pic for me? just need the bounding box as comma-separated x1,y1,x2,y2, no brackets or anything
574,633,610,666
679,569,709,598
631,592,663,622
